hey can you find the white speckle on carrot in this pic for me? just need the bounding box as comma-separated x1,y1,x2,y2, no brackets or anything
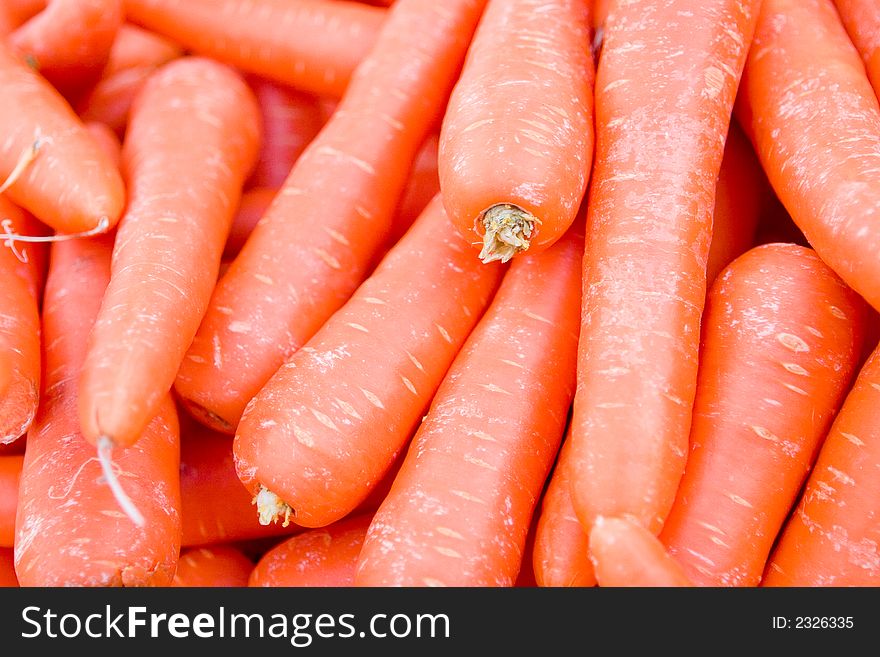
422,578,447,587
363,297,385,305
464,455,497,471
840,432,865,446
360,388,384,409
253,273,274,285
782,362,809,376
400,376,418,395
435,324,452,343
313,248,341,270
405,351,425,373
228,321,251,334
783,382,808,395
309,408,339,432
478,383,512,395
777,332,809,352
293,425,314,447
435,527,465,540
751,425,779,442
347,322,369,333
433,546,462,559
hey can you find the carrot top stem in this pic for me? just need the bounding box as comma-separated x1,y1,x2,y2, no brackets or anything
479,203,540,264
96,435,145,527
254,485,293,527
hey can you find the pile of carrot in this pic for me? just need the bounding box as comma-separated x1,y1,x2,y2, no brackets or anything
0,0,878,588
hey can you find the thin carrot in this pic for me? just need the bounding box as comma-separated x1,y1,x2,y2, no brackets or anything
14,234,182,587
77,23,184,135
355,218,582,587
568,0,761,536
0,41,125,236
249,513,373,587
0,455,23,547
9,0,123,98
763,343,880,586
171,546,254,587
833,0,880,99
438,0,594,263
77,57,260,449
659,243,867,586
589,516,693,587
175,0,488,434
735,0,880,312
123,0,386,98
0,548,17,587
234,194,504,529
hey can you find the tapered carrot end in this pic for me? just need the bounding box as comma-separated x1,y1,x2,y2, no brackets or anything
253,485,294,527
478,203,539,264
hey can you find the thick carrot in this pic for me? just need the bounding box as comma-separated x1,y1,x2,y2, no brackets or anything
171,546,254,587
9,0,122,98
568,0,761,536
0,196,46,444
0,41,125,235
249,513,373,587
438,0,594,263
175,0,488,434
0,548,17,587
590,516,693,587
77,57,260,449
0,455,23,547
763,344,880,586
14,235,182,587
833,0,880,99
77,23,184,135
659,243,866,586
123,0,385,98
735,0,880,312
355,219,582,587
234,195,504,529
532,432,596,588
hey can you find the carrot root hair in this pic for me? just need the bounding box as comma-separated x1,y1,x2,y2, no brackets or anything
478,203,540,263
254,485,293,527
2,215,111,250
96,435,146,528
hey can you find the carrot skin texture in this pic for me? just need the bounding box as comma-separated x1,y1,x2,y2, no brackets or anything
735,0,880,312
659,244,867,586
833,0,880,99
439,0,594,262
123,0,385,98
234,195,504,528
589,516,693,587
0,455,23,547
0,42,125,234
175,0,489,433
78,57,260,449
14,236,182,587
355,220,582,587
0,548,18,587
569,0,761,535
171,546,254,587
763,344,880,586
249,513,373,587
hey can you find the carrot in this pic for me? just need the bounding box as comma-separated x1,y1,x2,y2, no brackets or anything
249,513,373,587
568,0,761,536
735,0,880,313
8,0,123,98
0,455,23,547
0,41,125,236
245,76,325,190
14,234,182,587
659,243,867,586
175,0,488,434
234,194,504,529
354,218,582,587
77,57,260,450
223,186,276,261
0,196,46,444
171,546,254,587
532,432,596,588
77,23,184,135
763,343,880,586
123,0,386,98
0,548,18,587
438,0,594,263
589,516,693,587
833,0,880,99
2,0,44,25
84,121,122,170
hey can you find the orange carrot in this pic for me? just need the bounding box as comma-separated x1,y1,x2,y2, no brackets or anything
833,0,880,99
763,343,880,586
9,0,122,98
438,0,594,263
659,243,866,586
14,234,182,587
735,0,880,312
175,0,488,434
84,120,122,169
0,455,23,547
249,513,373,587
234,195,504,529
77,23,184,135
2,0,44,25
0,41,125,235
355,218,582,586
590,516,693,587
171,546,254,587
568,0,761,536
123,0,385,98
0,548,18,587
77,57,260,449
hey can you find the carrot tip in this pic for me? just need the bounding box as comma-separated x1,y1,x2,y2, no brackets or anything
96,435,146,528
253,486,294,527
478,204,539,264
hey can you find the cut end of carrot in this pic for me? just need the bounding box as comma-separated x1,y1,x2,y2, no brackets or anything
478,204,539,264
253,485,294,527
